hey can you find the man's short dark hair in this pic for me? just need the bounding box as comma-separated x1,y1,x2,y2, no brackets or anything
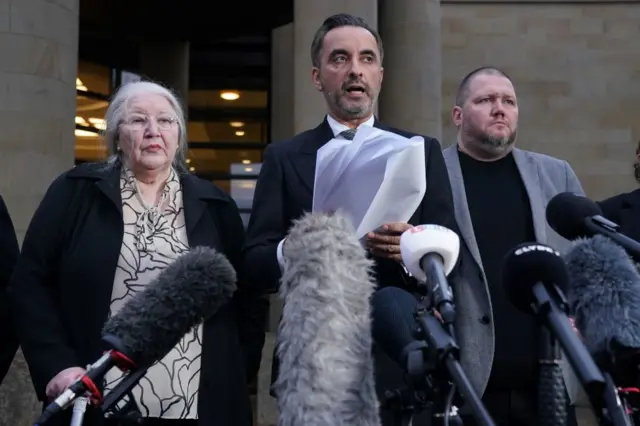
455,66,512,107
310,13,383,68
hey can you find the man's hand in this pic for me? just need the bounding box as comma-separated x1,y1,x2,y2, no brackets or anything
365,222,413,263
45,366,86,401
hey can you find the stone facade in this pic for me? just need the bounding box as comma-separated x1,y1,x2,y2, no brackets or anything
0,0,79,425
440,1,640,200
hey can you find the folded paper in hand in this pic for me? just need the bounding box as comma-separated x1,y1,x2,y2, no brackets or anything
312,126,426,238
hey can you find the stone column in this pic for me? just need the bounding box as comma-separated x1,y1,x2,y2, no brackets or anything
0,0,79,424
293,0,378,133
378,0,443,141
271,24,294,143
139,42,190,107
255,23,295,426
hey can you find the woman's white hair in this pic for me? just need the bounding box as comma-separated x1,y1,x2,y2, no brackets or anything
102,80,188,172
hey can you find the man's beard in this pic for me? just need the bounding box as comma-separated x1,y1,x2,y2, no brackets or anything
326,88,376,120
479,131,516,150
469,125,517,155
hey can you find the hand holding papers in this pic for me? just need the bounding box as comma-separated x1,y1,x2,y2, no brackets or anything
312,126,427,239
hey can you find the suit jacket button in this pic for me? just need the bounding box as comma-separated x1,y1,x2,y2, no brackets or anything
479,315,491,325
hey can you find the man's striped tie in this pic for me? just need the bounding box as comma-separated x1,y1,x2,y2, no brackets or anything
339,128,357,140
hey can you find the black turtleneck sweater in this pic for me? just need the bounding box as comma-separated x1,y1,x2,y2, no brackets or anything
458,150,537,392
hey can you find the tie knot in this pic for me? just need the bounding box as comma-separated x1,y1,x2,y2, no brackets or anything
339,128,357,140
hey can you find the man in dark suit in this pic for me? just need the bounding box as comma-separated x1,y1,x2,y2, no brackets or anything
598,139,640,262
0,194,20,384
243,13,459,425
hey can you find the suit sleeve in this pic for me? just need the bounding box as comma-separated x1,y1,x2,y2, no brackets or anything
597,194,624,225
0,195,19,383
7,175,79,400
216,196,268,383
564,161,585,196
242,144,286,293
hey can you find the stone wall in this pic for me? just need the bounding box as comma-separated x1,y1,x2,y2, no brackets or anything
440,1,640,200
0,0,79,424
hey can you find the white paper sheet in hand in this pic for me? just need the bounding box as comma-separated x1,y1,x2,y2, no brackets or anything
312,126,427,238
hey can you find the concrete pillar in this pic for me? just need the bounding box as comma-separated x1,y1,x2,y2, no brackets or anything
0,0,79,424
255,23,295,426
139,42,190,106
270,24,294,143
378,0,443,142
293,0,378,134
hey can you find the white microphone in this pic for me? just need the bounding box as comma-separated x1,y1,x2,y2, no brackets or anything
400,224,461,325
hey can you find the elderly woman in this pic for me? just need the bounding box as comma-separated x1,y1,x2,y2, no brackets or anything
9,81,266,426
598,139,640,256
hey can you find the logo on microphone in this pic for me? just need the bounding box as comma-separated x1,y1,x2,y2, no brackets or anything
408,224,449,234
514,244,559,257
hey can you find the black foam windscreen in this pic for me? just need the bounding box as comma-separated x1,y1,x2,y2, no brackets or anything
502,242,569,313
546,192,603,241
102,246,237,367
371,286,420,366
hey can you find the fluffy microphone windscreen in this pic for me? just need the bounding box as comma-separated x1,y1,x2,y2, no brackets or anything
101,246,237,367
276,211,380,426
546,192,603,241
501,242,569,313
564,235,640,356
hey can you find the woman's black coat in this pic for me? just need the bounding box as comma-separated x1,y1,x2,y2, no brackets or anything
8,162,267,426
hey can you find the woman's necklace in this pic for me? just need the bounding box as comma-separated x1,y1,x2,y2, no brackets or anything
133,178,167,210
132,177,169,252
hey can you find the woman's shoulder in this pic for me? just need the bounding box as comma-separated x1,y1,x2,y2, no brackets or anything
38,162,117,206
65,161,117,179
181,173,234,203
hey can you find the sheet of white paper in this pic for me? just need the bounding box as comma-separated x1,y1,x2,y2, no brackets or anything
356,142,426,237
312,126,426,239
311,138,351,209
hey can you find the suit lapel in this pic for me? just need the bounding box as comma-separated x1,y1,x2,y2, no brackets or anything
288,119,335,195
181,174,229,242
513,149,547,242
288,117,385,196
443,146,485,275
94,166,124,215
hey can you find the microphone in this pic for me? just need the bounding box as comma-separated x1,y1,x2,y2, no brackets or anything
35,246,237,425
501,243,606,398
546,192,640,259
274,211,380,426
563,235,640,388
501,243,568,426
399,224,460,325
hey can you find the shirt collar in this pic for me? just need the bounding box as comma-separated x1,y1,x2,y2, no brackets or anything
326,114,375,137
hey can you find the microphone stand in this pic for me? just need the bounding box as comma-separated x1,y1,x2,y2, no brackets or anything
413,300,495,426
538,326,567,426
531,282,634,426
100,367,148,418
382,294,496,426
